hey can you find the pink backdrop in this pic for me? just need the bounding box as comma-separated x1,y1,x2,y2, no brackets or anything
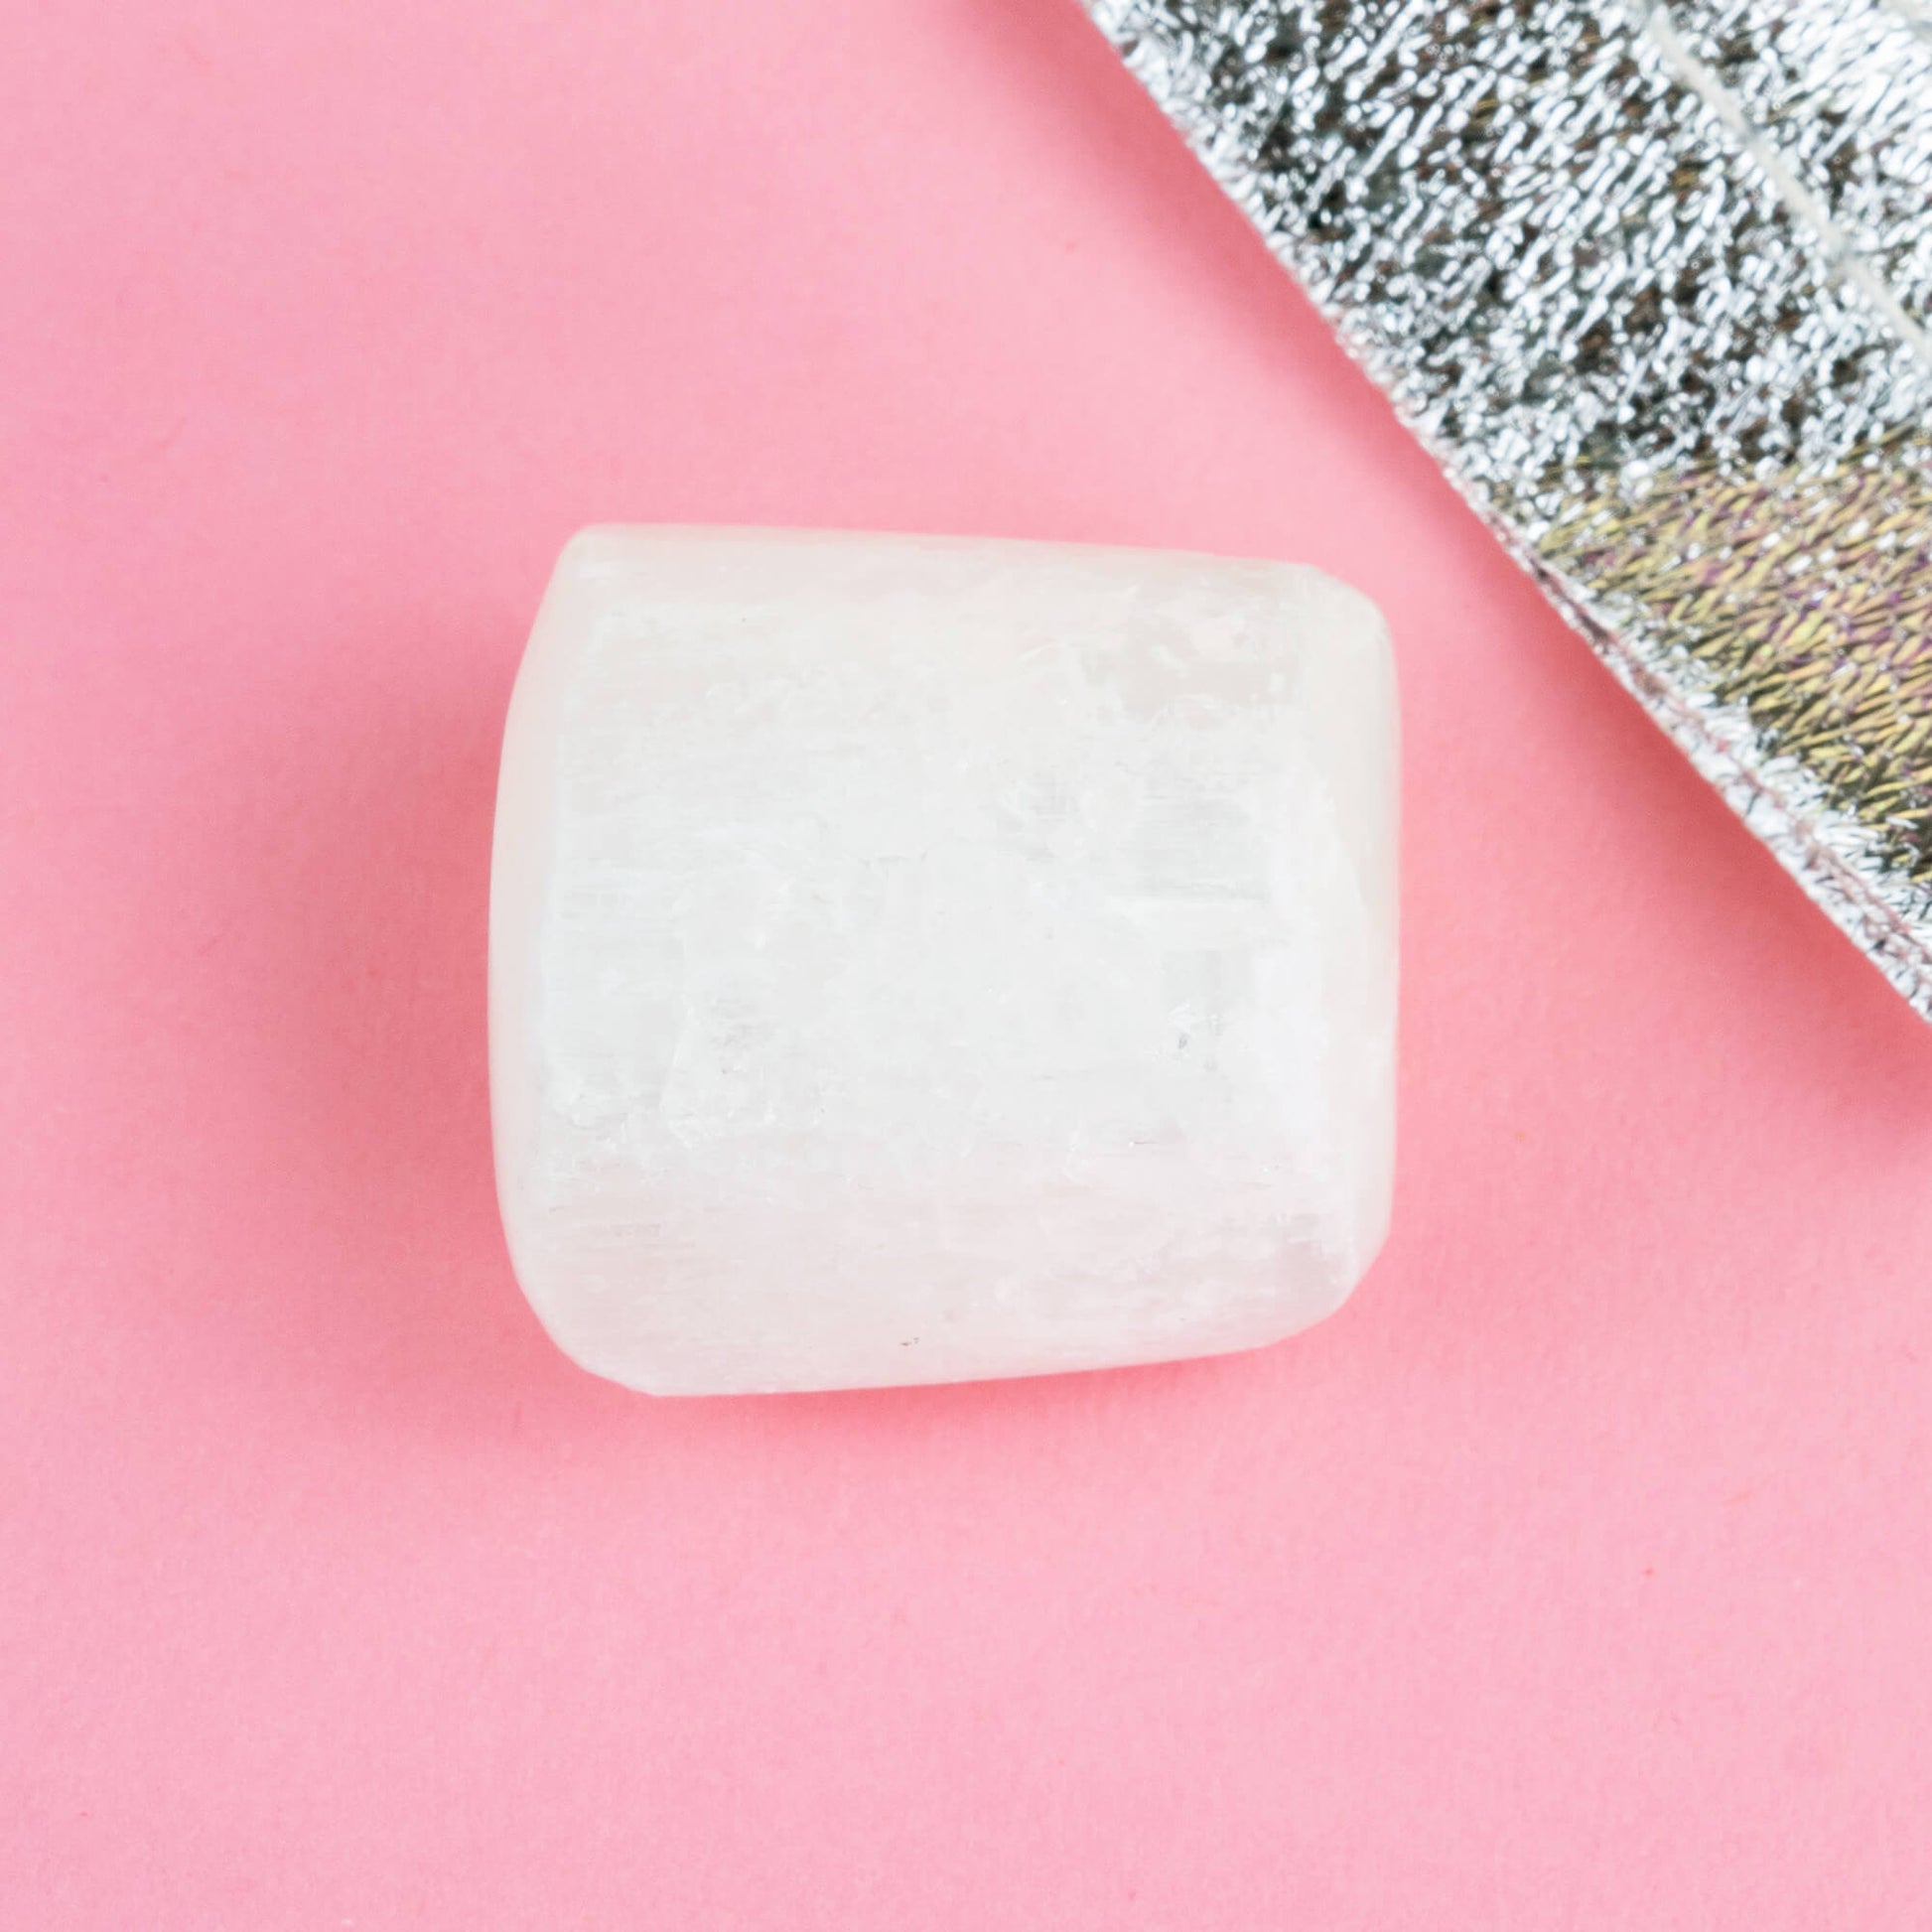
6,1,1932,1924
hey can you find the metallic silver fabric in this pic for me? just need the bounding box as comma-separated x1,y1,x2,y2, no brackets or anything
1086,0,1932,1017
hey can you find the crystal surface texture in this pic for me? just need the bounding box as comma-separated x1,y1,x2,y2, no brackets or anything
489,528,1398,1393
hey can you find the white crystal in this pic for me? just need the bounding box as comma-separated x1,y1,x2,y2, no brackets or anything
490,528,1398,1394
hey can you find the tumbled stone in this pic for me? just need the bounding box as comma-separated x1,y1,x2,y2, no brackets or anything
490,527,1397,1393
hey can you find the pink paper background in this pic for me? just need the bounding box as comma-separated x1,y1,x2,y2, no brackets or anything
6,1,1932,1924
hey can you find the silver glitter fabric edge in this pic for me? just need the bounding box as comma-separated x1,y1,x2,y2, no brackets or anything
1084,0,1932,1019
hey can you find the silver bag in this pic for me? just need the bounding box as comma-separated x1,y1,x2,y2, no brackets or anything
1088,0,1932,1017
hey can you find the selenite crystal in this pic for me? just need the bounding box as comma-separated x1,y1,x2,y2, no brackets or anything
489,528,1398,1393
